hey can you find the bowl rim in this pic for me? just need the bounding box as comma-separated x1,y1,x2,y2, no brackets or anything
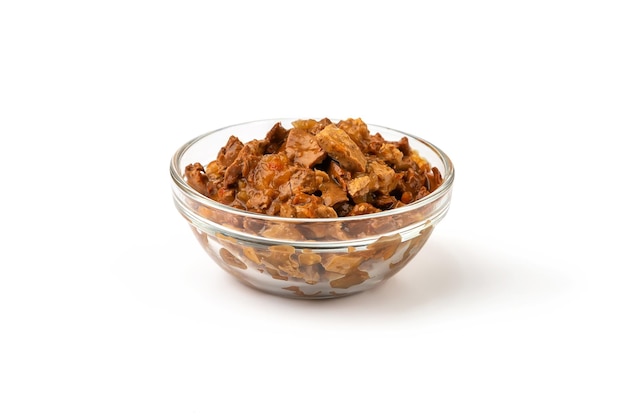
170,118,455,223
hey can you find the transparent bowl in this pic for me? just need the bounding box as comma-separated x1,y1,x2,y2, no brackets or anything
170,119,454,299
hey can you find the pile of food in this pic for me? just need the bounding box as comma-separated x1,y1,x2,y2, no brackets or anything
184,117,442,218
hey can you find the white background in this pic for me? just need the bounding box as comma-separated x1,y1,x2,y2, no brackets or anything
1,1,625,416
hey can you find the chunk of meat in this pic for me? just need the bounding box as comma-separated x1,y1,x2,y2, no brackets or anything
263,122,289,154
377,142,404,167
427,167,443,191
223,139,266,186
217,135,244,168
337,118,370,152
243,153,295,213
397,167,428,203
328,160,351,191
365,132,385,155
317,173,348,207
285,128,327,168
244,188,278,213
291,118,332,134
372,195,400,210
347,175,371,200
316,124,367,173
329,269,370,289
348,203,381,216
397,136,412,156
286,167,318,196
291,193,338,218
214,186,236,205
184,163,210,196
367,160,399,195
249,153,292,190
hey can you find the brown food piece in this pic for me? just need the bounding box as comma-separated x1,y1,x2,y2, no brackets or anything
348,203,381,216
427,167,444,191
322,253,364,275
367,160,399,195
299,250,322,266
337,118,371,152
289,167,318,195
217,136,244,168
372,195,399,210
260,223,305,240
377,142,404,168
317,171,348,207
282,285,323,297
347,175,371,201
367,234,402,261
263,122,289,154
184,162,210,196
223,139,266,187
328,160,352,191
291,193,338,219
316,124,367,173
219,248,247,270
285,128,327,168
329,269,370,289
291,118,333,134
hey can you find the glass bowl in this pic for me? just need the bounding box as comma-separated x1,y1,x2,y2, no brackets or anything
170,119,454,299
